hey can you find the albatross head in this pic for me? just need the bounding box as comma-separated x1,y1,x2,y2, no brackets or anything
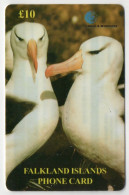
11,22,48,73
45,36,123,84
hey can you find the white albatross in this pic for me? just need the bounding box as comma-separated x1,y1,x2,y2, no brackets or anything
6,22,59,179
5,31,13,75
5,30,125,89
45,36,125,178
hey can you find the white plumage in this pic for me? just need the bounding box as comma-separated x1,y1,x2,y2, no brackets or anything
5,31,13,75
46,36,124,178
6,22,59,179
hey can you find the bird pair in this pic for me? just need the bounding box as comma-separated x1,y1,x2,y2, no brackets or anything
6,22,124,181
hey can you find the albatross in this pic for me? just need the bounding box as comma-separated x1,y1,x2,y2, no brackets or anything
5,31,13,76
45,36,125,178
6,22,59,179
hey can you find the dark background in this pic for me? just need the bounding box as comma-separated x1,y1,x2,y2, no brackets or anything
6,4,124,64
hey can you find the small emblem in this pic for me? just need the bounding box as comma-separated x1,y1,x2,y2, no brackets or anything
85,11,97,24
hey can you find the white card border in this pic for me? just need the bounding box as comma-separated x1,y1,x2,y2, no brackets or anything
0,0,128,194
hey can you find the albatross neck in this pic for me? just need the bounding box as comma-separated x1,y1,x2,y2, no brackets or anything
12,57,47,80
7,56,53,103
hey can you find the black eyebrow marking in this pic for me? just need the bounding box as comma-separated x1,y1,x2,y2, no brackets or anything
39,30,45,40
88,43,111,55
39,35,44,40
88,47,105,55
14,31,24,41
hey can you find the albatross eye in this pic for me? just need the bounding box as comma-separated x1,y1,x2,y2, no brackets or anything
39,33,45,41
88,48,103,55
88,43,111,55
39,35,44,41
15,32,24,41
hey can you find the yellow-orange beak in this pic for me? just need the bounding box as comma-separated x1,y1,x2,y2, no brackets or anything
27,39,38,73
45,50,83,78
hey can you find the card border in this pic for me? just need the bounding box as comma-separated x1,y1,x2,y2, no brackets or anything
0,0,128,194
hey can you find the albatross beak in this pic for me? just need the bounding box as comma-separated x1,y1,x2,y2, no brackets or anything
45,50,83,78
27,39,38,73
